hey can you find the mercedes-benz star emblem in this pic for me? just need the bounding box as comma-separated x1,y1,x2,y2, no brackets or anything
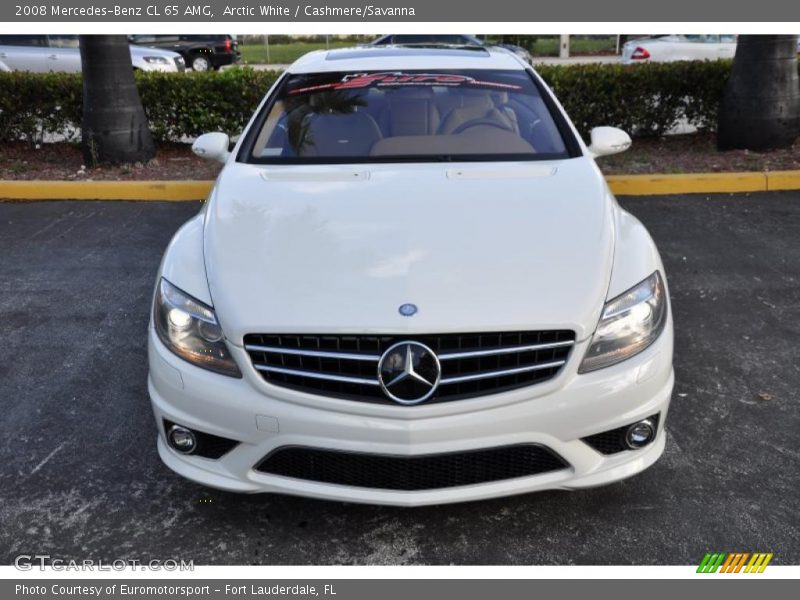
398,303,418,317
377,341,441,405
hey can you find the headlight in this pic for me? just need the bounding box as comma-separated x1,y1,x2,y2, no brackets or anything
579,271,667,373
154,278,241,378
143,56,169,64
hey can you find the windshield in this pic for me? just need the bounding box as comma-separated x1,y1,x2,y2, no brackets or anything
241,69,575,164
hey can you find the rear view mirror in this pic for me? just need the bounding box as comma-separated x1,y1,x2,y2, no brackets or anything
192,132,230,163
588,127,632,158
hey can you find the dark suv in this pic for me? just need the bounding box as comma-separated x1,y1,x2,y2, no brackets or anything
128,35,240,71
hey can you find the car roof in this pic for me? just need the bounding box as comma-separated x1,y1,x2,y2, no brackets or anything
287,45,528,74
371,34,483,46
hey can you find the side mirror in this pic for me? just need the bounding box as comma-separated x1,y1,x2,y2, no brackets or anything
192,132,230,163
588,126,632,158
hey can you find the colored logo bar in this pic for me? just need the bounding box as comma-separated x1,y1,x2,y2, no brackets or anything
697,552,773,573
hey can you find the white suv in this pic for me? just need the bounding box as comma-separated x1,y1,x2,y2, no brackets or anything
149,46,674,506
0,35,185,72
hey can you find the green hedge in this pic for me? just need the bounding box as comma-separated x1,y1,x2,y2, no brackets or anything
536,61,732,137
136,68,281,141
0,68,282,145
0,61,742,146
0,70,84,144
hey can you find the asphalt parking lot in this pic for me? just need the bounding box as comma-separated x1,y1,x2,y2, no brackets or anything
1,192,798,565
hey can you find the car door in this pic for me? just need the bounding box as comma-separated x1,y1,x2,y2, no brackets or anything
0,35,50,72
700,35,726,60
45,35,82,72
675,35,712,61
656,35,691,61
718,35,737,59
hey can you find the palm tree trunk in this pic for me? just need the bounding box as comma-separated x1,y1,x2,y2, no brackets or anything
79,35,155,164
717,35,800,151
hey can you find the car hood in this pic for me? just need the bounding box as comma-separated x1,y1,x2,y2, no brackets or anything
129,45,181,59
203,158,615,344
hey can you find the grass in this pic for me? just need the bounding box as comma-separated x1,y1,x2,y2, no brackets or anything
539,36,617,56
239,36,619,64
512,36,617,56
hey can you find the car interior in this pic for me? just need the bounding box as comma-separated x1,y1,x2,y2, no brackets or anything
251,82,568,160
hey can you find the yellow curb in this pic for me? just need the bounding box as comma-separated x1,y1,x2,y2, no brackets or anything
605,172,768,196
0,180,213,201
1,171,800,201
765,170,800,192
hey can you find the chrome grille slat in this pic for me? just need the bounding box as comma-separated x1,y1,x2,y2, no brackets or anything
253,364,380,386
244,331,575,405
438,340,574,360
440,360,567,385
244,344,380,362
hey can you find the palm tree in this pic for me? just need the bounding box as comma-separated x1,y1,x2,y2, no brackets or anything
717,35,800,150
79,35,155,164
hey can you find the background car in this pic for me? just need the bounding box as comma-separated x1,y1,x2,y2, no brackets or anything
370,34,483,46
128,35,240,71
495,42,533,64
0,34,184,72
370,34,531,63
621,34,737,63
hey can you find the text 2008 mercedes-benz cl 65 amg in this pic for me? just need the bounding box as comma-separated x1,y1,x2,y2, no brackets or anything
148,45,673,506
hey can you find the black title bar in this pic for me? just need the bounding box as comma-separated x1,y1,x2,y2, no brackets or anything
4,0,800,22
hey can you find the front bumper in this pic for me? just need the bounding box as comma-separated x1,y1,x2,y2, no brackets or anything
139,62,179,73
148,325,673,506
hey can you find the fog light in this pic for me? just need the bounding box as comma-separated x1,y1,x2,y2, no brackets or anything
168,424,196,454
625,419,656,449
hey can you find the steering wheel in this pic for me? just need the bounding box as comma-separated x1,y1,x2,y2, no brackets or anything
451,117,516,135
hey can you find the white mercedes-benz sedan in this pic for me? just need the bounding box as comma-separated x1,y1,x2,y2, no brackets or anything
148,45,674,506
621,34,737,64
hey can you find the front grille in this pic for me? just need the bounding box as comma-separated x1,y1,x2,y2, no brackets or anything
174,57,186,72
256,444,568,490
581,414,661,455
243,331,575,404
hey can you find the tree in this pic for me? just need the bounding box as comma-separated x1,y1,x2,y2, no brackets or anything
79,35,155,164
717,35,800,151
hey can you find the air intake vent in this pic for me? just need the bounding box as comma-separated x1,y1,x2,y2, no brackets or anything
256,444,569,490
